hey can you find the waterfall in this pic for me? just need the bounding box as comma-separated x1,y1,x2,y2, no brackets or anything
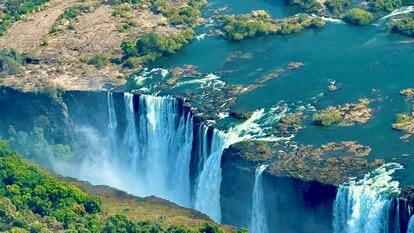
408,215,414,233
104,92,228,220
194,129,226,223
107,92,117,140
333,163,403,233
103,93,195,207
122,93,141,171
250,164,269,233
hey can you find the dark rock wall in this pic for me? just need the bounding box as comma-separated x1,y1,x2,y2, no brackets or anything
2,87,414,233
0,87,72,143
221,147,337,233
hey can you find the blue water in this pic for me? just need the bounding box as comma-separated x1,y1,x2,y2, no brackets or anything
138,0,414,186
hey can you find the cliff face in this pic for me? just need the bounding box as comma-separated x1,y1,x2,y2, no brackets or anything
2,87,414,232
0,87,72,143
221,147,337,233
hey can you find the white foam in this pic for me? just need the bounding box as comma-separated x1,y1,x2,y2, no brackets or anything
333,163,404,233
380,6,414,21
250,164,270,233
226,104,293,145
196,33,207,40
175,73,224,88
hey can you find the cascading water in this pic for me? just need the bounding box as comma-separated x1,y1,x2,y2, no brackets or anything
333,163,403,233
250,164,269,233
407,215,414,233
194,129,226,223
103,93,196,207
104,92,227,220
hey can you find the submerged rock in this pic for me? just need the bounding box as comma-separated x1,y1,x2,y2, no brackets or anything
229,111,253,120
287,62,305,70
166,65,202,86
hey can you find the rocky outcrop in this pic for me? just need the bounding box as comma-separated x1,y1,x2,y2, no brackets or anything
224,140,381,186
313,98,372,126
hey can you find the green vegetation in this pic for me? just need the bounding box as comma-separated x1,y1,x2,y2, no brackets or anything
369,0,403,12
0,140,101,231
313,109,344,126
325,0,352,15
0,139,231,232
112,3,133,18
152,0,206,25
222,11,275,40
390,17,414,37
286,0,323,11
0,0,49,36
88,55,110,69
222,11,325,41
344,8,374,26
50,1,99,34
118,20,137,32
106,0,141,5
392,113,414,133
0,49,35,76
121,28,195,68
7,126,73,164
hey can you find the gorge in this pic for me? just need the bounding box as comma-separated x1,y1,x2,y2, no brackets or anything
1,0,414,232
1,88,413,233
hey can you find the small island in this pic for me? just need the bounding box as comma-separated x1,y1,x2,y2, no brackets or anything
312,98,372,126
221,10,325,41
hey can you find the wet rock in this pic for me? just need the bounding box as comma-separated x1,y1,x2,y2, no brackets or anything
317,141,372,157
392,113,414,135
328,81,339,92
400,88,414,97
255,68,285,84
328,84,338,92
276,112,303,137
166,65,201,86
229,111,253,120
287,62,305,70
224,139,379,186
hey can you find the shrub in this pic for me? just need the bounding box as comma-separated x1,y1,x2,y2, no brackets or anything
223,12,276,40
222,12,325,40
0,0,49,36
106,0,141,5
394,113,413,124
0,49,32,76
151,0,206,25
199,223,222,233
121,29,195,67
287,0,323,11
124,56,143,69
344,8,374,26
390,18,414,37
87,54,110,69
370,0,403,12
0,144,102,229
313,110,343,126
112,3,132,18
325,0,351,15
